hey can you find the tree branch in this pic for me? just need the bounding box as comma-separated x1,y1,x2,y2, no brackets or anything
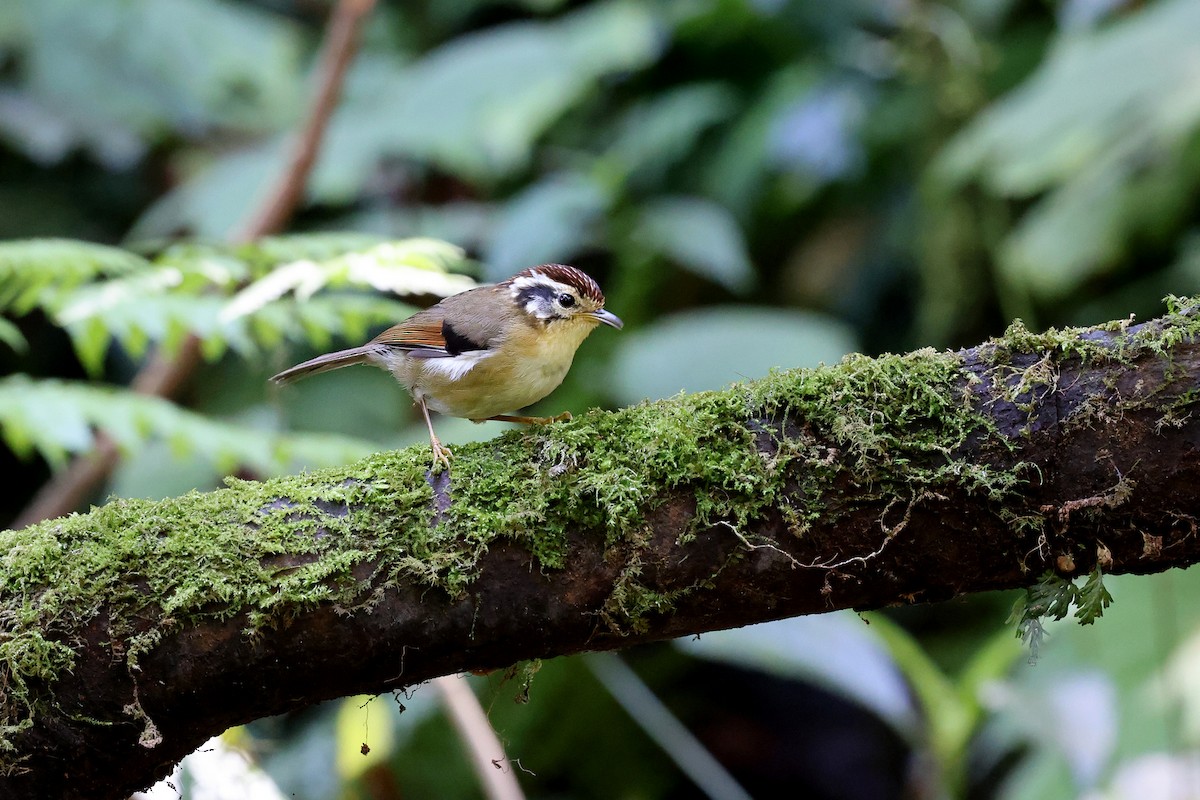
230,0,377,242
5,303,1200,798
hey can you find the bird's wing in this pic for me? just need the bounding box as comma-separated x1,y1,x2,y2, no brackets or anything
371,308,449,356
369,291,506,358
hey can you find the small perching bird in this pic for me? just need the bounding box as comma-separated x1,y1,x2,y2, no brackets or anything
271,264,623,468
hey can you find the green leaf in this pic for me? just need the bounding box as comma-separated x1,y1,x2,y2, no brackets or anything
127,145,284,241
678,615,920,739
483,174,609,281
0,238,151,314
865,614,972,780
0,2,26,48
135,1,660,235
1024,570,1078,622
942,0,1200,192
0,317,28,353
13,0,303,165
0,377,92,467
0,235,466,371
1011,568,1115,663
236,233,395,275
1016,615,1047,664
938,0,1200,298
633,196,755,293
321,1,662,184
0,375,376,475
702,66,819,219
605,83,737,187
1074,567,1113,625
221,238,469,320
346,202,494,254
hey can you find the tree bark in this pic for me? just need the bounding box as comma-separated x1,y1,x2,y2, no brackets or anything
4,303,1200,798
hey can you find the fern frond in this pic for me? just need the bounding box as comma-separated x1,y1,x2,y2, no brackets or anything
0,239,152,314
0,234,470,372
221,238,472,321
57,292,419,369
232,232,392,275
1011,567,1115,662
1074,567,1113,625
153,232,461,281
209,294,422,359
0,375,376,474
1024,570,1077,621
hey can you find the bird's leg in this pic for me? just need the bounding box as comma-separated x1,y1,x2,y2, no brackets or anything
417,396,453,470
482,412,573,425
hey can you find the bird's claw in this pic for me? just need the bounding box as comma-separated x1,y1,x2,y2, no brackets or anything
430,439,453,473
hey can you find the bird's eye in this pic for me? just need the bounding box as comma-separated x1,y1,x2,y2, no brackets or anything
557,293,576,308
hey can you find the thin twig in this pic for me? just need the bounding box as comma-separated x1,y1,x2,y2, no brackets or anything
12,0,377,530
434,675,526,800
231,0,375,242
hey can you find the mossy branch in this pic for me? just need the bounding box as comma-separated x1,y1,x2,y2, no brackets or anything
6,300,1200,798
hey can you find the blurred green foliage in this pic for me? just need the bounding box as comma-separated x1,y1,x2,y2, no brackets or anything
3,0,1200,797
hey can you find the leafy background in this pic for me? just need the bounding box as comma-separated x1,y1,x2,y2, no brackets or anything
4,0,1200,797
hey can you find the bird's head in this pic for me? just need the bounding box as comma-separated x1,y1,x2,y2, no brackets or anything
506,264,623,331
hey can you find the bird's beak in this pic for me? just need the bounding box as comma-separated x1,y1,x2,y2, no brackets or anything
591,309,624,329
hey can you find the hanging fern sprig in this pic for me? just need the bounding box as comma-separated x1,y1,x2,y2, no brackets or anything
0,233,472,476
0,234,471,372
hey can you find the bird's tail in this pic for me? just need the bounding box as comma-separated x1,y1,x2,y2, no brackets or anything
270,346,375,385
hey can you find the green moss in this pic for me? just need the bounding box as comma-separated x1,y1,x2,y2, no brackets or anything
4,297,1200,768
1135,294,1200,354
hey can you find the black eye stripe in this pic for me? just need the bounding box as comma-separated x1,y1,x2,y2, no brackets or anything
514,283,584,323
516,284,556,308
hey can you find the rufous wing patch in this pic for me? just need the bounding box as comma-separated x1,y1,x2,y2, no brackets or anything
371,316,447,352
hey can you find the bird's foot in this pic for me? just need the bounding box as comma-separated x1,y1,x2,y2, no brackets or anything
429,438,453,472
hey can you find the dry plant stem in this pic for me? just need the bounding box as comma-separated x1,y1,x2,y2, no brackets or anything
11,0,377,528
12,442,119,531
231,0,377,242
434,676,527,800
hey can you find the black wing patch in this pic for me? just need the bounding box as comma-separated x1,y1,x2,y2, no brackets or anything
441,320,487,356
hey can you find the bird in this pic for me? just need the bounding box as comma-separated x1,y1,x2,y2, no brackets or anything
271,264,623,469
